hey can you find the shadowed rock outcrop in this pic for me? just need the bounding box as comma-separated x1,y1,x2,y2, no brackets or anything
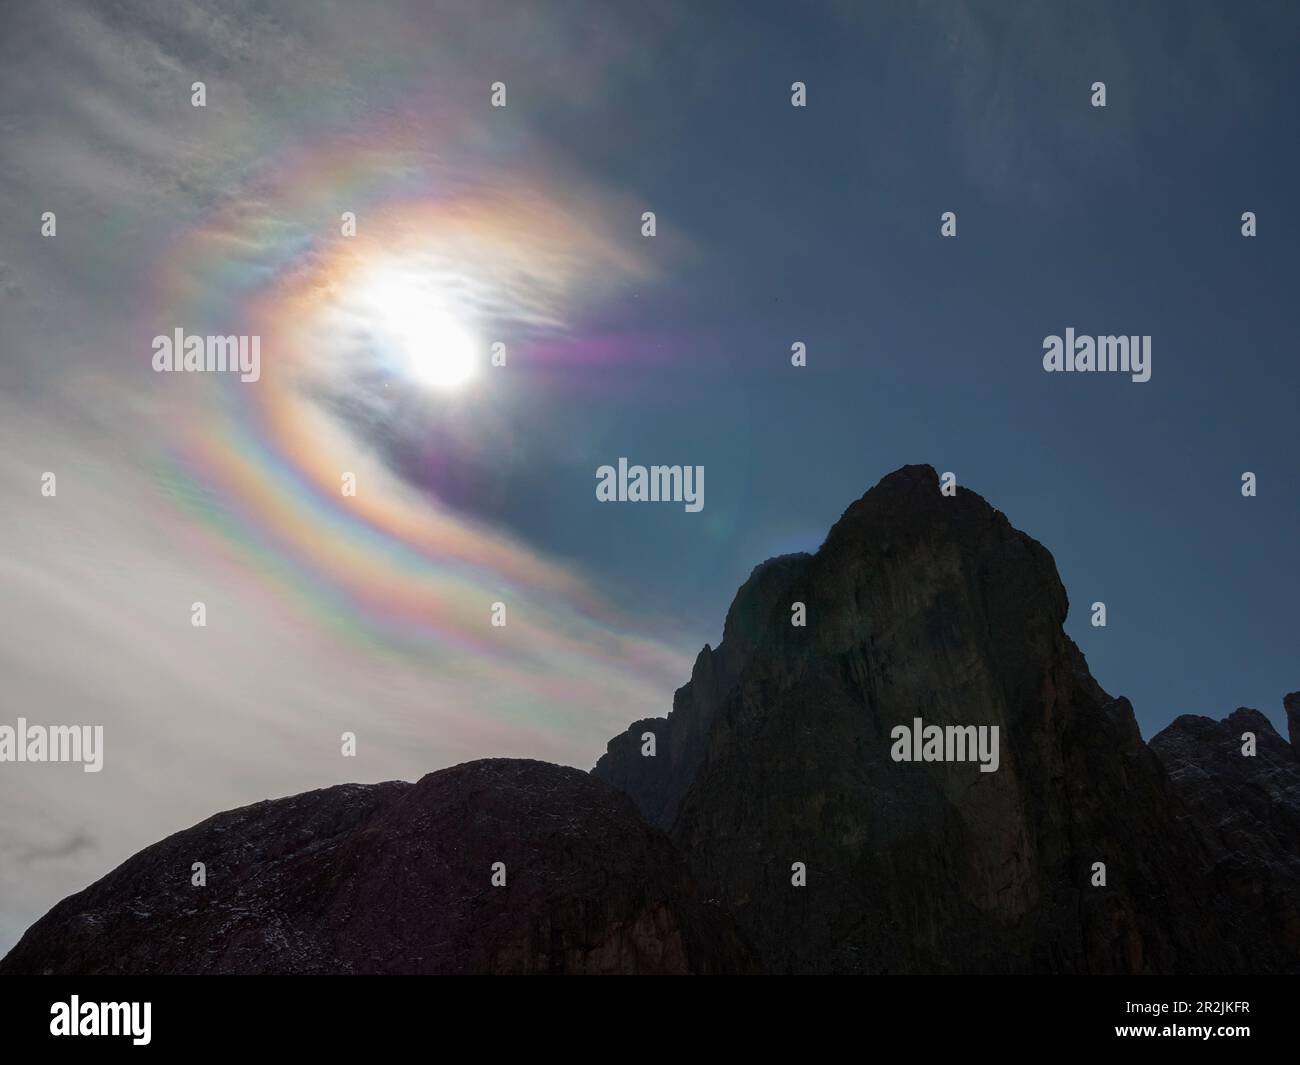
1150,703,1300,972
6,464,1295,975
0,759,753,975
597,464,1289,973
594,553,809,829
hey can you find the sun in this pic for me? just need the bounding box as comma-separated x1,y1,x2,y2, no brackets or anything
357,266,480,392
397,303,479,392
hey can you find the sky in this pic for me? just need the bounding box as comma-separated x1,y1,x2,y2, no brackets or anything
0,0,1296,953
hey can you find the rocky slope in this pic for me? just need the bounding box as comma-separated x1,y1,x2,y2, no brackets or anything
594,552,809,830
6,464,1295,975
597,464,1293,973
0,759,753,974
1149,702,1300,973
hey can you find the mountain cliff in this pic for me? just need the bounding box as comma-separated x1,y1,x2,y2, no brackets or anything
5,464,1295,974
0,759,752,974
595,464,1296,973
1149,703,1300,973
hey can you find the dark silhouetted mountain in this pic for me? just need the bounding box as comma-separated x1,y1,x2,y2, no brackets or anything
596,464,1297,973
5,465,1296,975
0,759,753,974
594,552,809,829
1149,703,1300,972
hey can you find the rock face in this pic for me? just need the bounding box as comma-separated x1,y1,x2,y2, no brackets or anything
1149,705,1300,973
594,553,809,830
0,759,753,975
596,464,1288,973
6,464,1296,975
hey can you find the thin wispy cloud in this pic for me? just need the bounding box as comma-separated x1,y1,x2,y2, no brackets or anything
0,0,699,953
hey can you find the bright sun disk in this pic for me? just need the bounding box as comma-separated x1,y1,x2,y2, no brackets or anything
359,267,480,393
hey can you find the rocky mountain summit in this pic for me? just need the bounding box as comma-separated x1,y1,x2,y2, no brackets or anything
5,465,1296,974
1149,705,1300,973
597,464,1297,972
0,760,752,974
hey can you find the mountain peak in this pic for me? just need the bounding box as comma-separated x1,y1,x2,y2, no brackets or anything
7,467,1296,975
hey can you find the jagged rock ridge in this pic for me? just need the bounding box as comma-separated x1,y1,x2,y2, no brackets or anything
5,464,1296,975
1149,704,1300,972
597,464,1296,973
0,759,753,975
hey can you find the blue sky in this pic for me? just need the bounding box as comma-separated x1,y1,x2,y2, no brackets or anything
481,0,1299,736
